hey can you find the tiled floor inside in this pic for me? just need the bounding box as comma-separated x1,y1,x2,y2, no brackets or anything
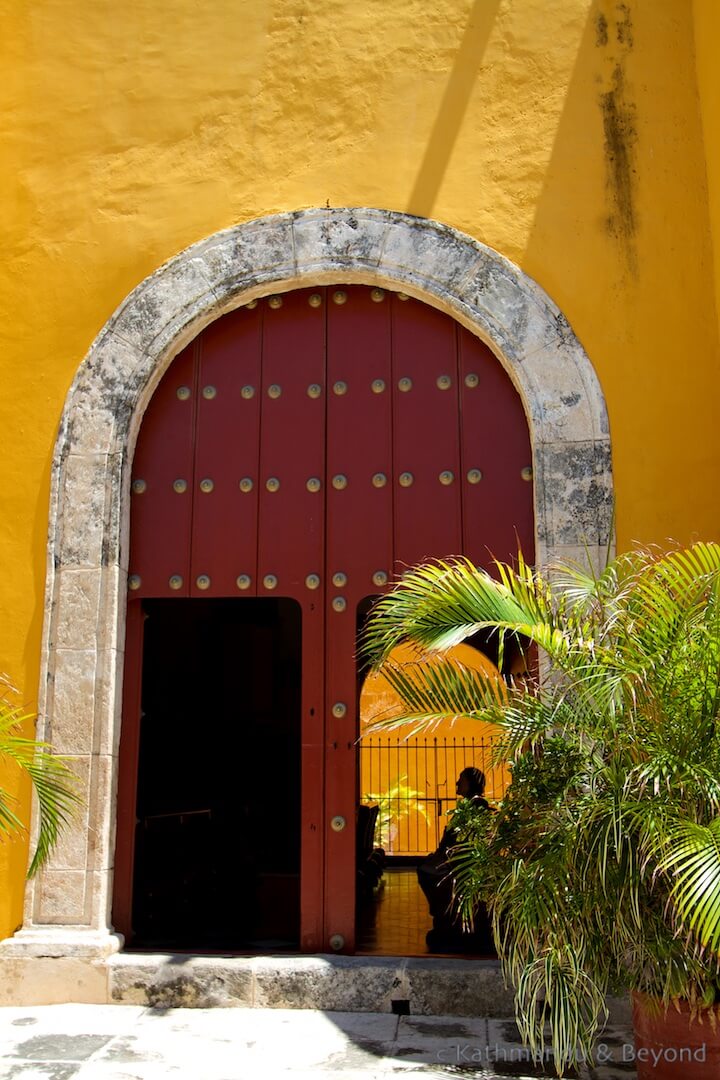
356,865,443,956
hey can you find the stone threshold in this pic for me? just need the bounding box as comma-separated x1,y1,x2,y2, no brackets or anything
0,951,634,1022
109,954,517,1015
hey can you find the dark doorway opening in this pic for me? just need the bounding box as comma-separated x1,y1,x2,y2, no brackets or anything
129,597,302,951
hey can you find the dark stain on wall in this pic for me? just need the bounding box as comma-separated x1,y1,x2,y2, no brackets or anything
595,12,608,47
600,64,637,248
597,4,638,274
615,2,634,47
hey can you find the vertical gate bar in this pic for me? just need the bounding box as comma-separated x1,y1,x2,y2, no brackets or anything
426,738,433,849
397,738,401,855
453,737,458,797
433,737,440,847
368,738,373,807
404,736,409,857
414,735,419,855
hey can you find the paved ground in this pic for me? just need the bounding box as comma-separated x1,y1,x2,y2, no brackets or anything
0,1004,636,1079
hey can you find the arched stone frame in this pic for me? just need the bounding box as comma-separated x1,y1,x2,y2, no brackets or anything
2,208,612,959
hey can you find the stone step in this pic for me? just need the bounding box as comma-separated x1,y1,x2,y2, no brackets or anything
109,953,632,1027
110,954,517,1016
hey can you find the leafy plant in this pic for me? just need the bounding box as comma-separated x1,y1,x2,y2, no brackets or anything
362,775,431,851
361,543,720,1074
0,676,82,875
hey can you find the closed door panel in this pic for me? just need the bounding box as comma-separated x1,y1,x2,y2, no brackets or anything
128,344,196,597
459,330,534,571
326,286,394,599
191,306,263,596
391,297,462,570
256,289,325,600
255,289,327,950
324,287,394,950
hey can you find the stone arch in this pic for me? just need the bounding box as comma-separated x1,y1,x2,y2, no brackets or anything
4,209,612,957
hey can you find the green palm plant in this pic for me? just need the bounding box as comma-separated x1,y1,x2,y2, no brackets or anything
0,676,81,876
361,542,720,1074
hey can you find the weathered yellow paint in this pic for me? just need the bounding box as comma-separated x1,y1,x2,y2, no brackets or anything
693,0,720,343
1,0,719,937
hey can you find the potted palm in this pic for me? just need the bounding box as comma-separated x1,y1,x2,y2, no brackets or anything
1,675,81,876
361,542,720,1078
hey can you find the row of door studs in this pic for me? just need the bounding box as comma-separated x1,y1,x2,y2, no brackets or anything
131,467,533,496
127,570,388,594
242,288,405,309
176,373,481,401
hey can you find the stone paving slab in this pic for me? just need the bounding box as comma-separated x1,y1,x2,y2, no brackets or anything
0,1005,637,1079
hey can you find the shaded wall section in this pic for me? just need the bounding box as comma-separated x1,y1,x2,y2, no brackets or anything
522,1,720,548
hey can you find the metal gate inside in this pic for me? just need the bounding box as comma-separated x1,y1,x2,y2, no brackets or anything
114,285,534,955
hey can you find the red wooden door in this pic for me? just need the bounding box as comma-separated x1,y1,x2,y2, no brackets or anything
116,286,533,954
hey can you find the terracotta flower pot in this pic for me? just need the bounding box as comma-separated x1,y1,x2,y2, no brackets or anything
631,992,720,1079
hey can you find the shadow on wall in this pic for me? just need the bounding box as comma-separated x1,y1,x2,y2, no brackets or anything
405,0,718,548
524,1,639,286
406,0,501,218
522,1,718,547
523,0,715,320
406,0,641,284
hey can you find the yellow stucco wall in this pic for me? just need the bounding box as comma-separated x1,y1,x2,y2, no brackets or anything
1,0,719,937
693,0,720,343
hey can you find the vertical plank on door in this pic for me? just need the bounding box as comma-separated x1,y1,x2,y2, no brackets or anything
191,306,262,596
324,286,393,952
458,329,534,571
128,344,197,597
256,289,327,951
391,296,462,571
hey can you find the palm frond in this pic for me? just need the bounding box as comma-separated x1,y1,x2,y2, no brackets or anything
363,657,508,735
660,819,720,954
0,793,25,836
0,674,83,876
1,734,83,877
515,948,608,1074
488,855,610,1073
360,558,545,666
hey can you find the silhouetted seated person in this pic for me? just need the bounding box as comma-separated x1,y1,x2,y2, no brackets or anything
418,767,495,954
